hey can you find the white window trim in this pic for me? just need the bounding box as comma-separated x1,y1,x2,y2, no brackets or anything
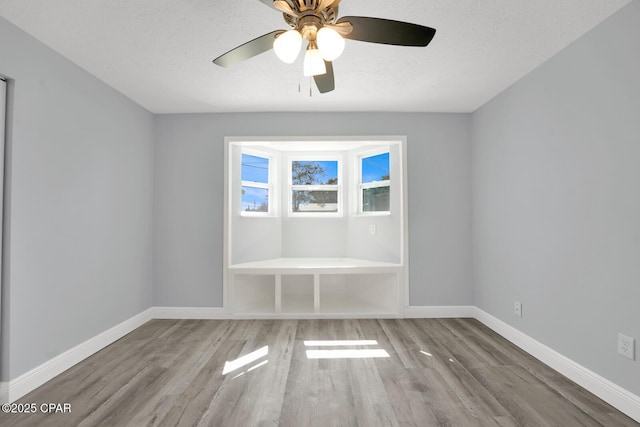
288,155,343,217
357,148,391,216
240,148,276,217
224,135,409,312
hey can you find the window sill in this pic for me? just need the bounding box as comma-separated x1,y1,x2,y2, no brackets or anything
354,211,391,217
288,212,344,219
240,212,278,218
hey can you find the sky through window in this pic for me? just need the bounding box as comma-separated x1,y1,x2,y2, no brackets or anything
362,153,390,183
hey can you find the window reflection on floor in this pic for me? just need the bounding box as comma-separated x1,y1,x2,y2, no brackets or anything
304,340,390,359
223,345,269,376
303,340,379,347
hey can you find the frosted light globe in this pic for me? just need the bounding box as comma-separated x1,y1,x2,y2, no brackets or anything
303,47,327,76
316,27,345,61
273,30,302,64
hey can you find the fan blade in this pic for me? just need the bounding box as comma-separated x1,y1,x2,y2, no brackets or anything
314,61,335,93
336,16,436,46
273,0,298,17
324,22,353,36
213,30,284,68
256,0,278,10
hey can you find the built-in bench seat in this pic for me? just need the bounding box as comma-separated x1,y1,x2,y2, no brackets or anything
229,257,402,274
228,257,404,317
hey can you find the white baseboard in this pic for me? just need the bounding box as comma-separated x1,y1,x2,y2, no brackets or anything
0,382,8,405
151,308,402,320
404,305,475,318
1,308,153,404
231,312,402,320
474,308,640,423
151,306,229,319
2,305,638,423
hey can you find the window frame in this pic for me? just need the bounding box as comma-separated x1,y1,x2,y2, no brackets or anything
288,155,343,217
357,148,391,216
240,149,275,217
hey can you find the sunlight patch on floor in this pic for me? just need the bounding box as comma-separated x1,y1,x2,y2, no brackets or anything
303,340,379,347
306,349,390,359
304,339,390,359
223,346,269,375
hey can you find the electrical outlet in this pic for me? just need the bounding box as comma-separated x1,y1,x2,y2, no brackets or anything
618,333,635,360
514,301,522,318
370,224,377,235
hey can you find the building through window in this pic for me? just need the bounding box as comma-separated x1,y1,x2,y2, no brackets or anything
360,152,390,213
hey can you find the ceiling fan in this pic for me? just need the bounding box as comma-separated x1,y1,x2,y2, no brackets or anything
212,0,436,94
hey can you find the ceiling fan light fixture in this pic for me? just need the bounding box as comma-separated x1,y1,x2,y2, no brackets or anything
316,27,345,61
303,43,326,77
273,29,302,64
212,2,437,95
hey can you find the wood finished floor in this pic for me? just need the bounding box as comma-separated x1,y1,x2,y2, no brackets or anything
1,318,637,427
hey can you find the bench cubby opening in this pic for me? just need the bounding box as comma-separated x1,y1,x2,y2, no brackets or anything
281,275,315,314
233,274,276,314
319,273,399,315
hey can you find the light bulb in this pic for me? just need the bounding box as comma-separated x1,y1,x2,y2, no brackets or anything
303,46,327,76
273,30,302,64
316,27,345,61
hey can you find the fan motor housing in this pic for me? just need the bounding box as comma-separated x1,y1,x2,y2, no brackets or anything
284,6,339,30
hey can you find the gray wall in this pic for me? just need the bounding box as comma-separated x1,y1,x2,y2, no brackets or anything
153,113,472,307
471,1,640,395
0,17,155,380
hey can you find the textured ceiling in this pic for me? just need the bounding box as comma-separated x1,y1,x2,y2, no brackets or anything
0,0,631,113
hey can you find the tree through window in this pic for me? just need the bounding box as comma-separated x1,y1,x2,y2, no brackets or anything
290,160,340,214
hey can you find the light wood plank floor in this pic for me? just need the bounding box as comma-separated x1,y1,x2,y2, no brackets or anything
1,318,637,426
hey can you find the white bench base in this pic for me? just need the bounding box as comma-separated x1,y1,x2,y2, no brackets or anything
228,258,404,317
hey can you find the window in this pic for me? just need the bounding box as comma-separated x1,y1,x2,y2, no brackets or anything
360,152,390,213
290,159,340,214
233,142,395,218
241,152,271,214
